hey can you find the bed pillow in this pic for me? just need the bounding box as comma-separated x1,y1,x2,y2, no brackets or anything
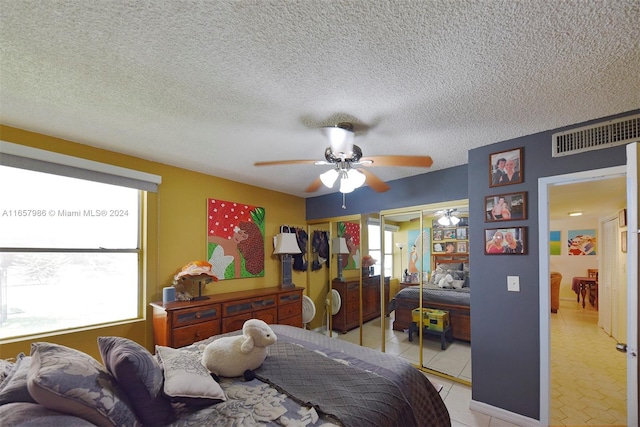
0,353,36,405
27,342,139,427
0,359,15,387
98,337,174,426
155,345,226,406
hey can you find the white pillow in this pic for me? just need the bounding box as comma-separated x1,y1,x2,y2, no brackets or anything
155,346,226,406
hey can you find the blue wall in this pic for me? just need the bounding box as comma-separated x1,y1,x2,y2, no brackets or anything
306,164,468,219
306,109,638,420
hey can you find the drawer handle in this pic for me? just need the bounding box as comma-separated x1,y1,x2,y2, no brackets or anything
195,312,202,319
195,331,201,337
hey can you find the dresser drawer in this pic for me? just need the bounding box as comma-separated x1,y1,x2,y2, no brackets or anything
172,321,220,348
222,295,277,317
279,290,301,306
222,307,278,333
278,301,302,320
171,304,220,327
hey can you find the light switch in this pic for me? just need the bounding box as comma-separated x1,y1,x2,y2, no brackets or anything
507,275,520,292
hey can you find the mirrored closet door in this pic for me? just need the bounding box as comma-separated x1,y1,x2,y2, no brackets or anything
379,201,471,385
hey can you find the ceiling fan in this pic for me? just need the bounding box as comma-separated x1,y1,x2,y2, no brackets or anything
254,122,433,194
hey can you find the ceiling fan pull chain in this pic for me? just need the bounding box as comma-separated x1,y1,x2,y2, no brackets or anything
342,193,346,209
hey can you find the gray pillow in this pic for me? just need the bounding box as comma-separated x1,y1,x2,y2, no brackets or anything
0,358,15,386
98,336,174,425
0,353,36,405
27,342,139,427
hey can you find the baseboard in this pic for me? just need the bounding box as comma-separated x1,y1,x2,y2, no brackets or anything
469,399,541,427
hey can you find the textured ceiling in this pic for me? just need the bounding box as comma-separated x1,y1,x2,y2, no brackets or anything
1,1,639,198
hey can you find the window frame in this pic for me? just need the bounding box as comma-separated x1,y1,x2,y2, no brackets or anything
0,141,160,341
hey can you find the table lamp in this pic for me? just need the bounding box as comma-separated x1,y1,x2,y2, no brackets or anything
274,232,302,289
332,237,350,281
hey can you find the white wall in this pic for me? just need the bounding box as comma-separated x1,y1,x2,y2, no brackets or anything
549,216,600,300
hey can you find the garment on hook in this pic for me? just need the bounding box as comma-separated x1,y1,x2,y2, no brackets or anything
292,227,308,271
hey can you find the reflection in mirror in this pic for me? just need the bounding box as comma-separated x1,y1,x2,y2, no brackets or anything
375,201,471,385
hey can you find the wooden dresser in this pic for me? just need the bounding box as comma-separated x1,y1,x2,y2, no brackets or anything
151,286,303,348
331,276,389,334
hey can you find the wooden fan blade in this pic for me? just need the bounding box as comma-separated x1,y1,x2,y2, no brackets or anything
359,155,433,168
254,159,318,166
359,169,390,193
305,177,323,193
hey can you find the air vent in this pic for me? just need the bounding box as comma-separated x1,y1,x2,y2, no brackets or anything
552,114,639,157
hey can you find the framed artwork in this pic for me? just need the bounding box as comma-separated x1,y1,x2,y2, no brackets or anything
433,229,443,241
444,242,457,253
433,242,445,253
456,241,468,253
550,230,561,255
489,147,523,187
338,221,360,270
621,231,627,253
484,191,527,222
207,198,265,279
619,208,627,227
567,229,596,256
443,228,456,239
408,228,431,273
484,227,527,255
456,227,467,240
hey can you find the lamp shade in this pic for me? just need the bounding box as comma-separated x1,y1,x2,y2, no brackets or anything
332,237,350,254
320,168,339,188
437,216,451,226
273,233,302,255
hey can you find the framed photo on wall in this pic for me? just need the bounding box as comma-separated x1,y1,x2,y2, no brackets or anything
619,208,627,227
489,148,523,187
484,191,527,222
484,227,527,255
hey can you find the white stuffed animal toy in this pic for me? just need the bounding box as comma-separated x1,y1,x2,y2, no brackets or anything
438,273,454,288
201,319,277,380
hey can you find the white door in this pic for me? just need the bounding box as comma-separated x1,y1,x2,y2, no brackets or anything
599,218,616,335
625,142,638,426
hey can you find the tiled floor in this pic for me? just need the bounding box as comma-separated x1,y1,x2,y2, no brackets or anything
550,299,626,426
327,298,627,427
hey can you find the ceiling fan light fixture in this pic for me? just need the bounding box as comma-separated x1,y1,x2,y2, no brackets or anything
347,169,366,188
339,176,355,193
320,168,339,188
438,209,460,226
437,216,451,226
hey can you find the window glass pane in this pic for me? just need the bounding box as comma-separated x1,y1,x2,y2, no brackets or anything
0,166,139,249
383,254,392,277
0,252,139,339
368,225,380,249
384,230,392,252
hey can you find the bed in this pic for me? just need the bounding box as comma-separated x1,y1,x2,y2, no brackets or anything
389,256,471,342
0,324,451,427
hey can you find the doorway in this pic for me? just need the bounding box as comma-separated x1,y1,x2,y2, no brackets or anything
539,165,628,425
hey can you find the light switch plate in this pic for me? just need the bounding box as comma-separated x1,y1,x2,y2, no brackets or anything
507,275,520,292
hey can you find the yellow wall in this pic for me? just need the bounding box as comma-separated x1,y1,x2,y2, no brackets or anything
0,125,307,359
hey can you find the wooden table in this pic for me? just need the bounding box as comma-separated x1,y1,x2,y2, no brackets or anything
571,276,598,309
